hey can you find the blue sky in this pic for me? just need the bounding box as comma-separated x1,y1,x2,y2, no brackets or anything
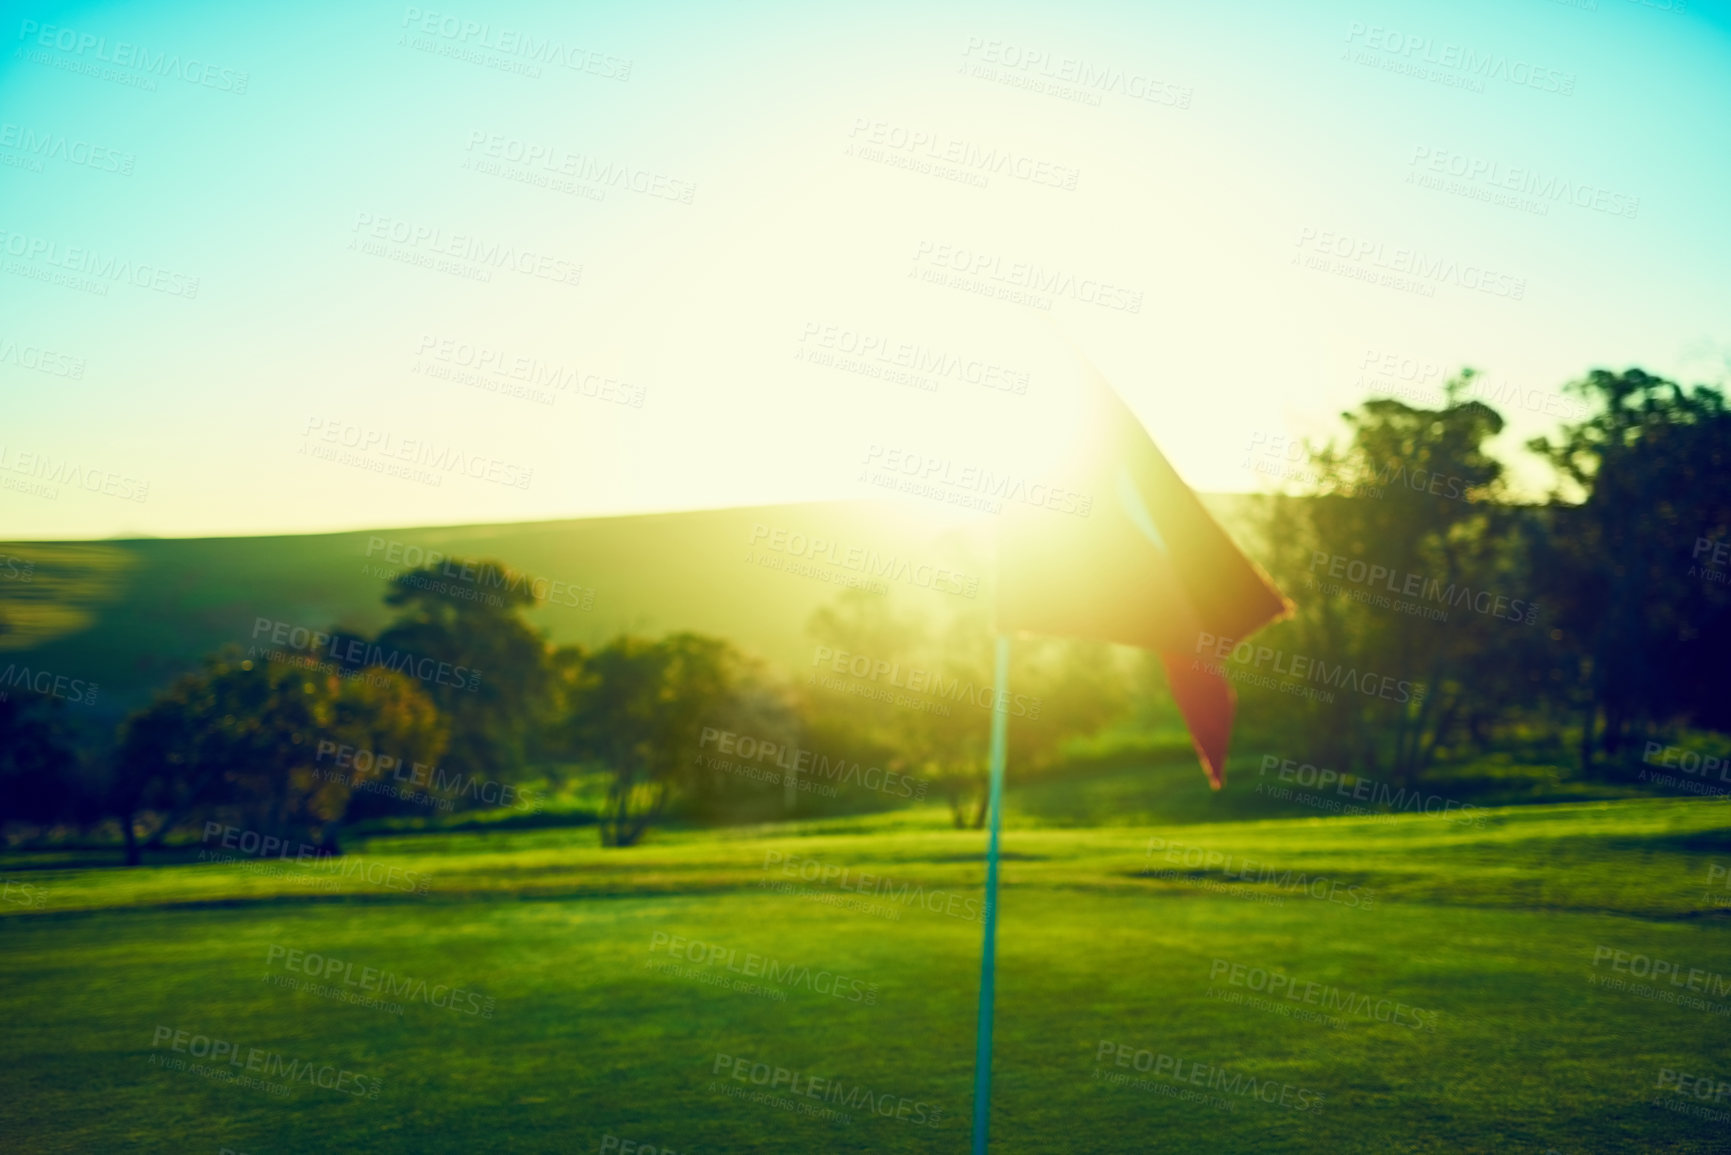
3,0,1728,538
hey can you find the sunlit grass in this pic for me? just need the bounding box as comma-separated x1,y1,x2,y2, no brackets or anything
2,797,1727,1151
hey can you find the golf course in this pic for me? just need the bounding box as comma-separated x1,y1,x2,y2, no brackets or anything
6,1,1729,1149
5,774,1727,1153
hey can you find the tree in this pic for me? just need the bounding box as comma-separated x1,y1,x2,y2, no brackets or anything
801,590,1129,829
1528,369,1731,770
559,633,757,847
1251,374,1519,782
0,692,80,835
111,654,445,863
369,560,552,790
799,590,939,809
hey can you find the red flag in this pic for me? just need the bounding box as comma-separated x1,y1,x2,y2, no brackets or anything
995,358,1290,787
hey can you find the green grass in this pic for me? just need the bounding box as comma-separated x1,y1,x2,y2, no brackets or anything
3,795,1729,1152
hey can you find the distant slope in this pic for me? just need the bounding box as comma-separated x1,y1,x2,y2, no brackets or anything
0,501,990,731
0,494,1266,737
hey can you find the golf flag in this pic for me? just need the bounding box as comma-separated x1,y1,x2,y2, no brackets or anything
995,360,1291,787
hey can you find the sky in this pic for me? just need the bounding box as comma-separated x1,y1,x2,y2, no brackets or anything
2,0,1728,539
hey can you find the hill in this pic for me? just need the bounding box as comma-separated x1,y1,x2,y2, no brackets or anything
0,494,1265,741
0,501,987,733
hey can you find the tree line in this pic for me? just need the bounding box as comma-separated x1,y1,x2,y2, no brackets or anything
1,366,1726,858
1239,368,1731,785
0,550,1123,860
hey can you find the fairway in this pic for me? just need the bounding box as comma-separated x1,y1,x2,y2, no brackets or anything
4,797,1727,1153
6,0,1727,1150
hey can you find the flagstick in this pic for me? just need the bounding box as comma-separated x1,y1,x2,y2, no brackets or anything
970,633,1012,1155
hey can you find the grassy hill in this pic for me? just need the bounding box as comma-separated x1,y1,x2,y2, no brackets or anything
0,500,1004,735
0,495,1266,742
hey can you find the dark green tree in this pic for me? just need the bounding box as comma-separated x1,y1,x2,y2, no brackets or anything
1528,369,1731,770
1252,373,1521,782
558,633,758,847
111,654,445,863
0,692,80,835
370,560,551,789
